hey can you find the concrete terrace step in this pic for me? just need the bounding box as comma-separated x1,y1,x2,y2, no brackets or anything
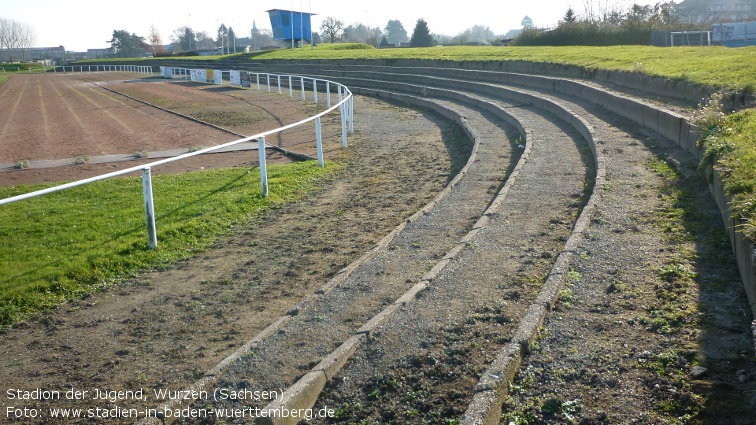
139,67,600,425
144,84,528,425
133,60,753,425
306,98,593,424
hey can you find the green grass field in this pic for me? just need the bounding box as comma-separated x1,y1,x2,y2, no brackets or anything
0,161,335,325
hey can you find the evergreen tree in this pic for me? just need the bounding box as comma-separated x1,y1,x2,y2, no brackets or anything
563,8,577,24
410,19,434,47
384,19,408,45
108,30,147,58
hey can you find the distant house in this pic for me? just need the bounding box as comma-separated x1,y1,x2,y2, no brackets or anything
87,48,111,59
0,45,66,62
674,0,756,23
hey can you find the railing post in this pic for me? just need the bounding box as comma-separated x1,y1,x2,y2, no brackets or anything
277,75,281,94
141,167,158,249
315,117,324,167
256,73,260,90
267,74,271,93
326,81,331,108
301,77,305,100
349,95,354,133
258,136,269,197
288,75,293,97
313,79,318,104
340,103,348,148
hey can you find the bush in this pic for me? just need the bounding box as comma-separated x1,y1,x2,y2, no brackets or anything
329,43,374,50
511,23,651,46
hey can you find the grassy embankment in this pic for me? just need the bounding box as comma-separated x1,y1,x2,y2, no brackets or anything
0,162,336,325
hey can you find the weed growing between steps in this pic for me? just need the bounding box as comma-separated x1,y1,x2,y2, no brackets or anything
502,146,755,424
698,105,756,241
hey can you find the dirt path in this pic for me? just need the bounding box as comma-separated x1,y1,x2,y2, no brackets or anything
0,93,470,423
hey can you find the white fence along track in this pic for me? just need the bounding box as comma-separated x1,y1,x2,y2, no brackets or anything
0,66,354,249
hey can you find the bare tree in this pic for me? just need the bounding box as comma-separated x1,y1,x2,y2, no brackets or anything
320,17,344,43
171,26,195,51
0,18,36,62
17,21,35,61
194,31,216,50
148,25,164,56
0,18,9,62
583,0,631,25
250,24,276,51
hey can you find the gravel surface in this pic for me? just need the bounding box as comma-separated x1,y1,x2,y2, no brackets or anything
176,79,525,421
498,84,756,425
308,94,592,422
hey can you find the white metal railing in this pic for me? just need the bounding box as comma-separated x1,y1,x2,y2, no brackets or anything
53,64,153,74
0,66,354,249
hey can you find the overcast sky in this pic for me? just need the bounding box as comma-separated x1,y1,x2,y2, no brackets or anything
4,0,664,51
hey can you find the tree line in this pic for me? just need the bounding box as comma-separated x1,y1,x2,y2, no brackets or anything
512,1,698,45
320,17,460,47
0,17,36,62
105,22,278,57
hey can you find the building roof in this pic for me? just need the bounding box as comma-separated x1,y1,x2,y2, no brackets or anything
265,9,317,16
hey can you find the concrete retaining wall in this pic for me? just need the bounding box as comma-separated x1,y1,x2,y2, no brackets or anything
72,56,754,109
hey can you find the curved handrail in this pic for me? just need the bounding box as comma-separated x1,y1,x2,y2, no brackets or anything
0,67,354,248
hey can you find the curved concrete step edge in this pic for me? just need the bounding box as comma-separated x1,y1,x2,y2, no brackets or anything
459,85,606,425
134,84,488,425
254,89,540,425
326,67,755,319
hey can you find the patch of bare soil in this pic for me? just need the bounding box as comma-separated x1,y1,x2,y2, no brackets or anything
0,74,237,167
0,94,471,423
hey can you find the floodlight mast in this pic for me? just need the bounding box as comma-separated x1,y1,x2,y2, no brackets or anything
290,4,294,49
310,0,313,49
